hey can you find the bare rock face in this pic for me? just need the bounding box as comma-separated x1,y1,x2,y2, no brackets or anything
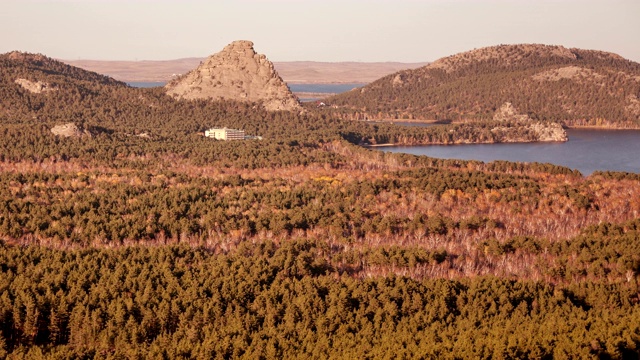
15,78,57,94
532,66,604,82
493,102,567,142
529,122,568,142
626,95,640,118
51,123,87,138
392,73,405,88
165,40,301,111
7,51,48,62
493,102,530,122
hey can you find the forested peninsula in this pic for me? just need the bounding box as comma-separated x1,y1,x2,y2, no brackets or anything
0,48,639,358
326,44,640,129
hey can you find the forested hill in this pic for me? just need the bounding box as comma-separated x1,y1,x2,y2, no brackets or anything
0,51,127,113
1,51,125,87
326,44,640,128
0,50,575,151
0,51,307,139
0,51,139,131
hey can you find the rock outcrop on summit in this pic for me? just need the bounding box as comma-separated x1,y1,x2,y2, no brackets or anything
165,41,301,111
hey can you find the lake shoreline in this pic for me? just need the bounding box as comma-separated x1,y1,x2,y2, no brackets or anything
564,125,640,130
364,137,569,148
378,128,640,175
359,118,640,129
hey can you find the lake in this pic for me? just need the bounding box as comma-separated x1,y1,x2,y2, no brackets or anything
127,82,166,88
289,83,364,102
127,82,365,102
288,83,365,94
128,82,365,93
381,128,640,175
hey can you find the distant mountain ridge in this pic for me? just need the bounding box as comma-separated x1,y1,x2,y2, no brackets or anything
63,58,428,84
326,44,640,128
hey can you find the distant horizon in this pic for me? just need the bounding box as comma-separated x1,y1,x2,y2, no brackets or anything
57,57,431,64
56,43,636,64
13,41,640,65
2,1,639,63
60,56,430,84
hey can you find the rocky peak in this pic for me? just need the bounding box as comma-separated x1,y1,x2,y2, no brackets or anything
165,40,301,111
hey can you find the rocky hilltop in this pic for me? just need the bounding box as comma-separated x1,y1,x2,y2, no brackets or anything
165,41,301,111
327,44,640,128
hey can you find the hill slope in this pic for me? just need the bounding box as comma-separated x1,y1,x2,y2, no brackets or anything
326,44,640,127
0,50,306,138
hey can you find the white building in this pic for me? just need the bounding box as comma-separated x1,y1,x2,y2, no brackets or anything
204,127,245,140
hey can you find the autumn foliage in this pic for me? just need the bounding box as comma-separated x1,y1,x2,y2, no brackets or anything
0,51,639,358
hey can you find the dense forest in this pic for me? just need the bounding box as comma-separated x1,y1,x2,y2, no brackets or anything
325,44,640,128
0,50,639,358
1,242,639,358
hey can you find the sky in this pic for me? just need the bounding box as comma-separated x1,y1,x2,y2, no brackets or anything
1,0,639,63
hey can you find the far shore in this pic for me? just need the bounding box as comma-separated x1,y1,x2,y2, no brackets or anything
295,92,337,99
563,125,640,130
365,119,447,124
62,59,428,85
364,143,396,147
363,118,640,130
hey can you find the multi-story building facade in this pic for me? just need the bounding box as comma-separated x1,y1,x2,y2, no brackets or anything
204,128,245,140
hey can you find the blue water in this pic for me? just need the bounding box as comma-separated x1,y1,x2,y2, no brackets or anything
127,82,365,93
288,83,364,94
127,82,363,102
127,82,166,88
290,83,364,102
382,128,640,175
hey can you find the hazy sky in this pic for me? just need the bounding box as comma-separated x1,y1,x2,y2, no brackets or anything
2,0,639,63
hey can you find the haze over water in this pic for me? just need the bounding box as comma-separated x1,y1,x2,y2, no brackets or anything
382,128,640,176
